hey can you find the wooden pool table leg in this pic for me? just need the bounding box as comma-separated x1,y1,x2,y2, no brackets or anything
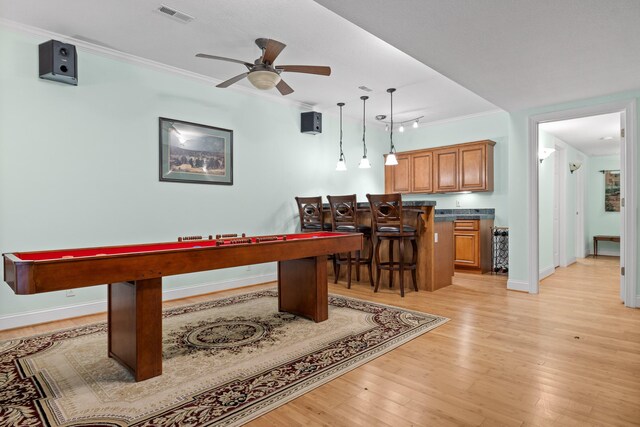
278,256,328,322
108,278,162,381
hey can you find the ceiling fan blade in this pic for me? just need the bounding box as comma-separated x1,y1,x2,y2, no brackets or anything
261,39,287,64
216,72,249,88
276,79,294,96
196,53,253,69
276,65,331,76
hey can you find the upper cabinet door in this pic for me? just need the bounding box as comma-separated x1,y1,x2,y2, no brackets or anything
434,148,459,192
392,154,411,193
459,141,494,192
412,152,433,193
385,154,411,193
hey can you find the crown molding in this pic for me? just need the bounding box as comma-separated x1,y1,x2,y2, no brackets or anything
0,18,318,112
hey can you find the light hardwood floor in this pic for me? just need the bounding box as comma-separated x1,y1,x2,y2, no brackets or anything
1,256,638,426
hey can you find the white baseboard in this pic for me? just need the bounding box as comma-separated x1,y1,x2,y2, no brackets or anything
0,300,109,332
507,279,529,292
566,257,577,266
0,273,277,331
539,265,555,280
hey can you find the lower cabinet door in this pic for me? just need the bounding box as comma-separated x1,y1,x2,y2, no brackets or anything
454,232,480,268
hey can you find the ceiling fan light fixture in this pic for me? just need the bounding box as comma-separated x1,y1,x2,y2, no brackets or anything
247,70,281,90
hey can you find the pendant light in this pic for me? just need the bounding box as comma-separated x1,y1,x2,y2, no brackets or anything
385,88,398,166
359,96,371,169
335,102,347,171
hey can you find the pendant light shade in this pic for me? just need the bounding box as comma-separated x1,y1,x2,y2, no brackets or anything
335,102,347,171
359,95,371,169
385,88,398,166
385,153,398,166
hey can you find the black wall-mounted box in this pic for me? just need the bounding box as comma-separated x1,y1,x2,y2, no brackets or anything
39,40,78,86
301,111,322,134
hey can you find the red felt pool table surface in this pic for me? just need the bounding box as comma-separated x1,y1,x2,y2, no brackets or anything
12,232,339,261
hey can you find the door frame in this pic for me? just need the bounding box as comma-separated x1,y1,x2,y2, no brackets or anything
574,153,587,259
528,99,637,307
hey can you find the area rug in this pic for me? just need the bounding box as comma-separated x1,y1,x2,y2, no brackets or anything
0,289,448,426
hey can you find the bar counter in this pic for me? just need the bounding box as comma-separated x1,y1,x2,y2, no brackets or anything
323,200,454,292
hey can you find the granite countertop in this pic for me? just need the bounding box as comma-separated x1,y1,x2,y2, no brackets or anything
322,200,437,209
320,200,493,220
434,208,495,221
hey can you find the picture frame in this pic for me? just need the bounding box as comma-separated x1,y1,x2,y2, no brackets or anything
604,170,620,212
159,117,233,185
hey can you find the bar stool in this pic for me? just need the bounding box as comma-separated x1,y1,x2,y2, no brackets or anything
327,195,374,289
366,193,418,297
295,196,332,232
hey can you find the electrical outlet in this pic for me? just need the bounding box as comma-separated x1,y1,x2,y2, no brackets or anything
66,290,75,297
456,200,461,207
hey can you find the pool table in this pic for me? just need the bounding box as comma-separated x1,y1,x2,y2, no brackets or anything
3,231,362,381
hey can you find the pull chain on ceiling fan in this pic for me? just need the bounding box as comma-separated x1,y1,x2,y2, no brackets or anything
196,38,331,96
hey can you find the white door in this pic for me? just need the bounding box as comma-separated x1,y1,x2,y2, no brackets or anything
553,150,560,267
619,113,626,302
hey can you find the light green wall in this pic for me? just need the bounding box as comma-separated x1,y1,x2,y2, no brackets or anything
396,111,509,226
509,90,639,298
587,155,621,255
0,27,390,316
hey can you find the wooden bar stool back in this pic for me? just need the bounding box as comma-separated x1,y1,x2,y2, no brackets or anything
295,196,331,232
366,193,418,297
327,195,374,288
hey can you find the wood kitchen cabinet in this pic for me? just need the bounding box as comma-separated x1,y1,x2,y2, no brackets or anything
384,140,495,194
433,147,459,192
385,153,410,193
459,142,494,192
384,152,432,193
412,151,433,193
453,219,493,273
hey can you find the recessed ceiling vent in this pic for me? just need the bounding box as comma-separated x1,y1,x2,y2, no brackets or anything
157,5,194,23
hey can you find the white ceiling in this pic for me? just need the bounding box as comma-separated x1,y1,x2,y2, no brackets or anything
0,0,498,126
314,0,640,112
4,2,638,127
539,112,621,157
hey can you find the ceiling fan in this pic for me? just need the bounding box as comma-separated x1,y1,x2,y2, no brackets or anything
196,38,331,96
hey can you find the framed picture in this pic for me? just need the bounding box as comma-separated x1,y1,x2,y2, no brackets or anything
604,170,620,212
159,117,233,185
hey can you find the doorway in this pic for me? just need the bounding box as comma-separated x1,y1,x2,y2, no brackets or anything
538,113,620,283
528,100,637,308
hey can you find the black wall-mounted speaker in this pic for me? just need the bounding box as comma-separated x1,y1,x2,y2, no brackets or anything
39,40,78,86
301,111,322,134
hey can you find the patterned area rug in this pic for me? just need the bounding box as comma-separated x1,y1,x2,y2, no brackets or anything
0,289,448,426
